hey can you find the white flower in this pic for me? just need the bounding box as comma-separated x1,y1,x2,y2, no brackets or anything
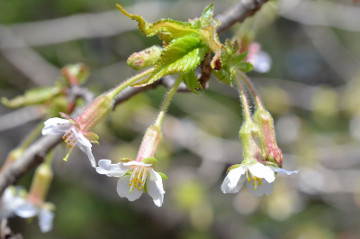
0,186,27,219
15,202,54,233
221,162,276,197
221,162,298,197
42,117,95,167
96,159,165,207
246,42,272,73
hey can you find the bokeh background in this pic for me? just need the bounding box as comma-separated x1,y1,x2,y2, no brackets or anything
1,0,360,238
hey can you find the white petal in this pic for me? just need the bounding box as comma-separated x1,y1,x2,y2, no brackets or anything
75,137,96,167
248,163,275,183
96,159,129,177
39,208,54,233
221,166,246,194
147,169,165,207
246,180,274,197
116,175,143,201
15,203,38,218
250,51,272,73
42,118,71,135
273,167,299,175
72,128,91,148
123,161,151,167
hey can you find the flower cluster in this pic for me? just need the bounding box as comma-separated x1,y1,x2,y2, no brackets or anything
0,4,301,235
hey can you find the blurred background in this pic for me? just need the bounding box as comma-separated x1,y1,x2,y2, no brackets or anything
1,0,360,238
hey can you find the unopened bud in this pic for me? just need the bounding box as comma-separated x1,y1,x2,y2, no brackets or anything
61,63,89,85
127,46,162,70
253,108,283,167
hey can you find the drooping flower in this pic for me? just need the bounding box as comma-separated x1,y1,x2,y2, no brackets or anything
96,159,165,207
221,161,298,197
14,156,56,233
42,94,112,167
96,125,166,206
221,161,275,196
0,186,27,219
15,201,55,233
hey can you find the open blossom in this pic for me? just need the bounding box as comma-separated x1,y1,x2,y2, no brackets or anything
96,159,165,207
15,201,54,233
42,115,96,167
96,125,165,206
221,161,298,196
246,42,272,73
0,186,54,233
42,94,112,167
0,186,27,219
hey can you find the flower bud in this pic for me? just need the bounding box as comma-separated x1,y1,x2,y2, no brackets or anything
61,63,89,85
136,125,163,162
127,46,162,70
28,162,53,205
253,107,283,167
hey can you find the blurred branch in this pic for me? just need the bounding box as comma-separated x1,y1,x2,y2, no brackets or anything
0,26,59,86
0,107,43,132
302,26,359,82
1,2,213,48
216,0,269,34
278,0,360,32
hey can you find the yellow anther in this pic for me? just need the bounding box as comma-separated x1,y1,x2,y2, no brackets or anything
247,177,251,182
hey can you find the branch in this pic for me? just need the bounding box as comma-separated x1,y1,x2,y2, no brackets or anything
216,0,269,34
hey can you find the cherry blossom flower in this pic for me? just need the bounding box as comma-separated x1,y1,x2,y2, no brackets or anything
42,115,96,167
221,161,298,196
96,159,165,207
42,94,112,167
0,186,27,219
15,201,54,233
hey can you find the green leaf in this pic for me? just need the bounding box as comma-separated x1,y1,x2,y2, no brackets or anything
2,86,61,108
182,71,201,94
201,4,215,26
117,4,198,43
132,35,207,87
213,66,235,86
230,51,248,65
235,62,254,73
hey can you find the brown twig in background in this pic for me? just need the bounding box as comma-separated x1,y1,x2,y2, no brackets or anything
216,0,269,34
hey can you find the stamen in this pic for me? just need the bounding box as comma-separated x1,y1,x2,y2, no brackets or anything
247,171,263,191
128,166,149,193
62,129,78,148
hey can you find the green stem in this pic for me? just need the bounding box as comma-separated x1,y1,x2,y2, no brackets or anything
154,76,182,129
107,67,154,99
238,71,264,109
235,72,252,121
20,123,43,150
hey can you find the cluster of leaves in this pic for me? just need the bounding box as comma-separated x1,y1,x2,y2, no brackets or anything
119,4,253,92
